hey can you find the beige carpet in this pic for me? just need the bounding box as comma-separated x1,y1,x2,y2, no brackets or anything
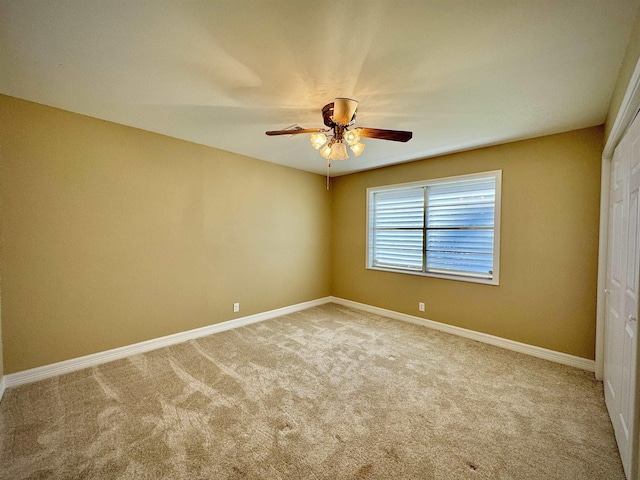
0,303,624,479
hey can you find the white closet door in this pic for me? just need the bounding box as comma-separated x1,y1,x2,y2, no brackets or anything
605,111,640,479
605,136,626,430
622,114,640,479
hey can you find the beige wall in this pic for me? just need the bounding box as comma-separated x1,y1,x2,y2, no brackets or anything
0,186,3,380
0,93,605,373
0,258,3,381
606,7,640,142
331,127,603,359
0,95,332,373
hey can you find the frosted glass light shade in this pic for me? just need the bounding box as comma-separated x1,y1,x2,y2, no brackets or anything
343,129,360,146
350,142,365,156
310,132,328,149
320,144,332,159
329,142,349,160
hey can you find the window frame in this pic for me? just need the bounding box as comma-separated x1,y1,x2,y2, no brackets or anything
366,170,502,285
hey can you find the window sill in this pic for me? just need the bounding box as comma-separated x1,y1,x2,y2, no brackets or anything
366,265,500,286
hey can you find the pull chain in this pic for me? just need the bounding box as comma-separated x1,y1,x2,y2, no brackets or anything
326,160,331,190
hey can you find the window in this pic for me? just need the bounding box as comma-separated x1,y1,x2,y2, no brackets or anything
367,170,501,285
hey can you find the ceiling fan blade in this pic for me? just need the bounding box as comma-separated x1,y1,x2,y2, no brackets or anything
333,98,359,125
356,127,413,142
266,128,326,136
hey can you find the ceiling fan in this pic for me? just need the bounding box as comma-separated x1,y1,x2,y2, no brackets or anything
265,98,412,161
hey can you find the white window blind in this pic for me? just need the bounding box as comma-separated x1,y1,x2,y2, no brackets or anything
367,171,501,285
370,187,424,271
426,177,495,277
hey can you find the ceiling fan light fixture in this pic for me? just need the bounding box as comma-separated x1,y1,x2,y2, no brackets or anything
310,132,328,149
329,141,349,161
265,97,412,166
350,141,365,156
343,129,360,146
320,143,333,159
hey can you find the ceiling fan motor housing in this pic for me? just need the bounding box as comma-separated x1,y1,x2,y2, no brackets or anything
323,99,358,128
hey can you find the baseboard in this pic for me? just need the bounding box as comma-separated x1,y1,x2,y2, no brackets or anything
330,297,596,372
4,296,332,389
3,294,595,390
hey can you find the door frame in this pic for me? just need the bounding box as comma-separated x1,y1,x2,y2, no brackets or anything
597,55,640,480
597,55,640,380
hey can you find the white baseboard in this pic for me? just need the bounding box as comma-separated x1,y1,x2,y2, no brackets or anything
0,376,6,403
3,294,595,392
4,297,332,389
330,297,596,372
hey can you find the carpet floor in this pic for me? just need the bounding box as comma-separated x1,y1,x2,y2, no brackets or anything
0,303,625,479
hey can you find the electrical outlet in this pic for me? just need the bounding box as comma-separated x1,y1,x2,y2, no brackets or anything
233,302,240,313
419,302,425,312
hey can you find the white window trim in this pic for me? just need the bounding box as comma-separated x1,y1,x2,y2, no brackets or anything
366,170,502,285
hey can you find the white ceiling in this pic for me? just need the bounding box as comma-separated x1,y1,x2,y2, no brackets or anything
1,1,638,176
